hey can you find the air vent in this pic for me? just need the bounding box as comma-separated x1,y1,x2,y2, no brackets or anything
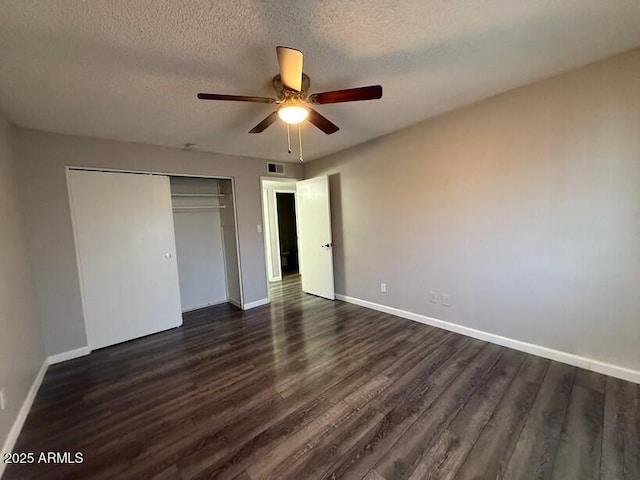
267,162,285,175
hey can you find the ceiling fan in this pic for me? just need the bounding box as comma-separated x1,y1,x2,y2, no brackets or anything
197,46,383,135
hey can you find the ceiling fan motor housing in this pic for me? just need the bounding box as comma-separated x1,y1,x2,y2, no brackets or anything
273,73,311,101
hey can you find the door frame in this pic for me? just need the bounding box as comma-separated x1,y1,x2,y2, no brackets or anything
260,177,298,295
66,166,245,352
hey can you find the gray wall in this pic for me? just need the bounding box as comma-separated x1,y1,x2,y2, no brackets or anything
305,49,640,372
14,130,302,356
0,112,45,449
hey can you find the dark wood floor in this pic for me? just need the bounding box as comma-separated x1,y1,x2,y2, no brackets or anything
5,275,639,479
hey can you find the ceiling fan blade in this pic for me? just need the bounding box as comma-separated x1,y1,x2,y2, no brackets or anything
276,46,303,92
197,93,276,103
307,108,339,135
308,85,383,104
249,111,278,134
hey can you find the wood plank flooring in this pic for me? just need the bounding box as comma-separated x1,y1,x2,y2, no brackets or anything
4,275,639,479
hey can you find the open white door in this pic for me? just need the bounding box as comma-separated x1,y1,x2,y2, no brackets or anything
296,176,335,300
68,170,183,350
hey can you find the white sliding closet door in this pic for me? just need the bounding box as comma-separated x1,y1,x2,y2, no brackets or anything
68,170,183,350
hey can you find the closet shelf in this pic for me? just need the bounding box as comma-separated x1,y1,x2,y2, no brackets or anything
171,193,225,198
172,205,226,211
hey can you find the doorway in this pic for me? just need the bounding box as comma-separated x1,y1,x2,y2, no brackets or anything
276,192,299,276
261,175,335,301
261,178,298,284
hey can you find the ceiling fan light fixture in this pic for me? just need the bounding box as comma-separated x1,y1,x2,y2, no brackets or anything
197,46,381,136
278,104,309,125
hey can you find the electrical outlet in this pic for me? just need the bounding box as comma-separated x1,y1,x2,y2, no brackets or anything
441,294,451,307
380,283,387,293
257,224,262,233
0,387,5,410
430,291,439,303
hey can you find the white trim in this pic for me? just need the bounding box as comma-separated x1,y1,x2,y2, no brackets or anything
271,188,283,281
260,177,300,298
336,294,640,384
260,176,299,183
261,187,275,282
1,361,48,478
242,298,270,310
229,297,242,309
67,165,236,181
47,346,91,365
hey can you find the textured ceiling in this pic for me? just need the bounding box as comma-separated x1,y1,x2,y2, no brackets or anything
0,1,639,162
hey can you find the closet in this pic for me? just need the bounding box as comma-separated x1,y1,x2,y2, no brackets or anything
170,177,241,311
68,169,241,351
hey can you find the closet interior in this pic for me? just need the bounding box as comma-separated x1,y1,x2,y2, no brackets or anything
170,177,241,311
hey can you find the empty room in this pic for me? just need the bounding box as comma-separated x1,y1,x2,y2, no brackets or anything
1,1,639,479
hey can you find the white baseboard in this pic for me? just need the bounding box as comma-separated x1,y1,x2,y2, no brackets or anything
242,298,270,310
0,360,48,478
181,299,228,313
47,346,91,365
229,297,242,309
336,294,640,384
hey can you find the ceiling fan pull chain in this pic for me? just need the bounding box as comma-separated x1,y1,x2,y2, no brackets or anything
298,124,303,162
287,124,292,154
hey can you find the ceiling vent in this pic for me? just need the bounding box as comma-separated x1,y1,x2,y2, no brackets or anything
267,162,285,175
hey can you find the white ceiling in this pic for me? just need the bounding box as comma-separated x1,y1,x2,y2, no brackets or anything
0,1,639,162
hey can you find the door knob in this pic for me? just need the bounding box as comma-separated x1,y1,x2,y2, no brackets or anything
164,252,172,259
